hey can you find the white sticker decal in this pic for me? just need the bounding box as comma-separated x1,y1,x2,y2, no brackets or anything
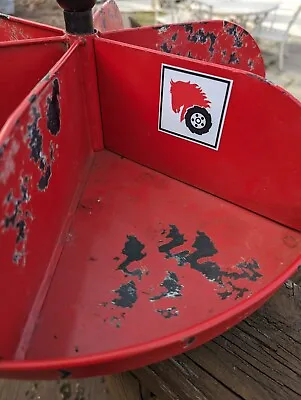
158,64,233,150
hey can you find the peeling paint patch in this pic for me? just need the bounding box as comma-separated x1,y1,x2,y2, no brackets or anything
112,280,137,308
29,94,37,104
0,139,20,184
3,176,31,266
47,78,61,136
0,141,7,158
27,105,56,192
248,59,254,70
38,164,52,191
154,24,170,34
183,23,193,34
218,282,249,300
156,307,179,318
108,313,126,328
188,248,261,286
150,271,183,301
171,32,178,41
159,225,187,265
28,106,42,163
43,73,51,82
161,42,172,53
116,235,146,279
160,226,262,300
224,23,246,48
50,142,55,162
229,52,239,64
247,72,271,85
187,28,217,54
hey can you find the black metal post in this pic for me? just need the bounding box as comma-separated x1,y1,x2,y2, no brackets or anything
56,0,97,34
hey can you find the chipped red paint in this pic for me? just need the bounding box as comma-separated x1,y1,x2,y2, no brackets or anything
170,80,211,121
103,21,266,77
0,0,301,381
93,0,123,33
0,14,63,42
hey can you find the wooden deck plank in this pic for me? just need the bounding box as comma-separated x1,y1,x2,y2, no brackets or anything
106,372,156,400
0,377,109,400
132,277,301,400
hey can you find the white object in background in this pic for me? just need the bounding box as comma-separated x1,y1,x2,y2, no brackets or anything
252,5,301,70
0,0,15,15
154,0,205,25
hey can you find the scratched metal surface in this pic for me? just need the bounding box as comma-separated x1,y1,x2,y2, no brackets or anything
0,42,93,360
0,14,63,42
0,0,300,381
103,21,265,77
27,151,301,374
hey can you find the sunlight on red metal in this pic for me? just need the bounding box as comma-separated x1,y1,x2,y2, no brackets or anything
0,14,64,42
0,0,301,380
103,21,266,77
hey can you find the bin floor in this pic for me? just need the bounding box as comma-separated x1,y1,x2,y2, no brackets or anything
26,150,301,360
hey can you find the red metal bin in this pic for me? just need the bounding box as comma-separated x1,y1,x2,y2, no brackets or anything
0,0,301,380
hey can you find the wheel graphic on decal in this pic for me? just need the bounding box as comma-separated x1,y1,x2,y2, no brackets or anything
185,106,212,135
170,80,212,135
159,65,233,150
